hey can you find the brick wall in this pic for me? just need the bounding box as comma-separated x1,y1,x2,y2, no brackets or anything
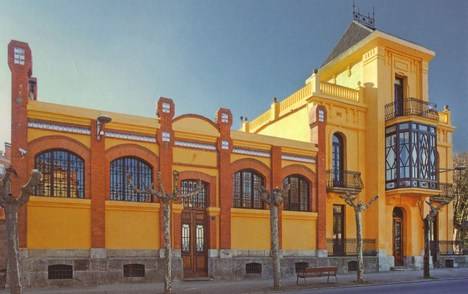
0,220,6,288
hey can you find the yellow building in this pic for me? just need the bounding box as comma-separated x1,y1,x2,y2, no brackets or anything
244,17,455,270
1,13,457,288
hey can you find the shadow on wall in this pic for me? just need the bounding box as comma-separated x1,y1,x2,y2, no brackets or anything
0,219,6,288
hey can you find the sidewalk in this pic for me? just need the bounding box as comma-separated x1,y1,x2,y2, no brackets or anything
1,267,468,294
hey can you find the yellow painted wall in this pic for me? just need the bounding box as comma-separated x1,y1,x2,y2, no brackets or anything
173,147,217,168
105,138,159,156
230,153,270,168
282,211,317,250
328,61,362,90
257,107,311,142
281,160,316,173
27,196,91,249
105,201,160,249
28,128,91,148
231,208,270,250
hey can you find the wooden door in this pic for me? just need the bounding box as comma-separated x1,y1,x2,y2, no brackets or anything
182,210,207,277
180,180,208,277
393,208,404,266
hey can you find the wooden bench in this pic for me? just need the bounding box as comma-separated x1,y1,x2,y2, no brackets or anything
296,266,338,285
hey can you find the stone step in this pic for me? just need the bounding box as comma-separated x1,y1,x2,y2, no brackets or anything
183,276,213,282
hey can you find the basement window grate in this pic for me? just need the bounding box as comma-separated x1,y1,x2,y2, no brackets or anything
48,264,73,280
123,264,145,278
295,262,309,273
348,261,358,272
246,262,262,274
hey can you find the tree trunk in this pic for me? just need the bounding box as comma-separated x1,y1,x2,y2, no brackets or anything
355,208,364,283
270,204,281,289
423,218,430,279
163,201,172,294
5,206,22,294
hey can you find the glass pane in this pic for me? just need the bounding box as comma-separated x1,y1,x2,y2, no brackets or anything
182,224,190,253
34,150,84,198
110,157,152,202
181,180,207,208
196,225,204,252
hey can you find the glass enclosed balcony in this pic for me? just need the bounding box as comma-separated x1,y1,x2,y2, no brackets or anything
385,122,438,190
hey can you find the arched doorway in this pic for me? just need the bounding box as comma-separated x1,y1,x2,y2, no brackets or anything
393,207,404,266
180,180,209,277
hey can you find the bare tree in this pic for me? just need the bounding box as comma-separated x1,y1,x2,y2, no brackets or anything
129,170,201,294
418,195,453,279
453,154,468,241
257,185,289,290
0,168,41,294
338,192,378,283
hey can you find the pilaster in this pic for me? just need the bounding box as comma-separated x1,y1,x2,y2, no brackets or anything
8,40,34,248
309,104,327,255
90,120,106,248
215,108,233,250
157,97,175,248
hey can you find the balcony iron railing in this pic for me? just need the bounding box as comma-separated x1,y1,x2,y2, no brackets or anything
385,98,439,121
431,240,466,256
327,239,377,256
327,170,363,193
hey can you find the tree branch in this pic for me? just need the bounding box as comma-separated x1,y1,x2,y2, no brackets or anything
17,169,42,206
338,192,356,208
174,180,202,201
256,185,272,205
363,195,379,210
157,172,166,196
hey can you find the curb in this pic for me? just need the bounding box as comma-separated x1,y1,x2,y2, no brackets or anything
264,276,468,293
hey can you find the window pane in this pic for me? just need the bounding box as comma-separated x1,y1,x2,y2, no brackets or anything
34,150,84,198
110,157,152,202
233,170,264,209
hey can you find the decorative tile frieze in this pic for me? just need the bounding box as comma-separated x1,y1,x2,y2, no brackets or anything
28,120,91,135
232,147,270,158
161,132,171,142
281,154,316,164
221,140,230,150
175,140,217,151
105,131,156,143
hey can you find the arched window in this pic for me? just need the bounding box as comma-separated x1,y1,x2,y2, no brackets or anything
110,157,153,202
233,169,264,209
180,180,208,208
35,149,84,198
332,133,345,186
283,175,309,211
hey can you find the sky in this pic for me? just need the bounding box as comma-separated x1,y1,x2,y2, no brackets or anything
0,0,467,152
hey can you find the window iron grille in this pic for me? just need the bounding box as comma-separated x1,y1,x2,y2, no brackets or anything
123,264,145,278
110,157,153,202
295,262,308,273
181,180,207,208
233,170,264,209
283,175,310,211
48,264,73,280
246,263,262,274
35,150,84,198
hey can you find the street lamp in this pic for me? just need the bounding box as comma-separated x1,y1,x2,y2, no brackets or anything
96,115,112,141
